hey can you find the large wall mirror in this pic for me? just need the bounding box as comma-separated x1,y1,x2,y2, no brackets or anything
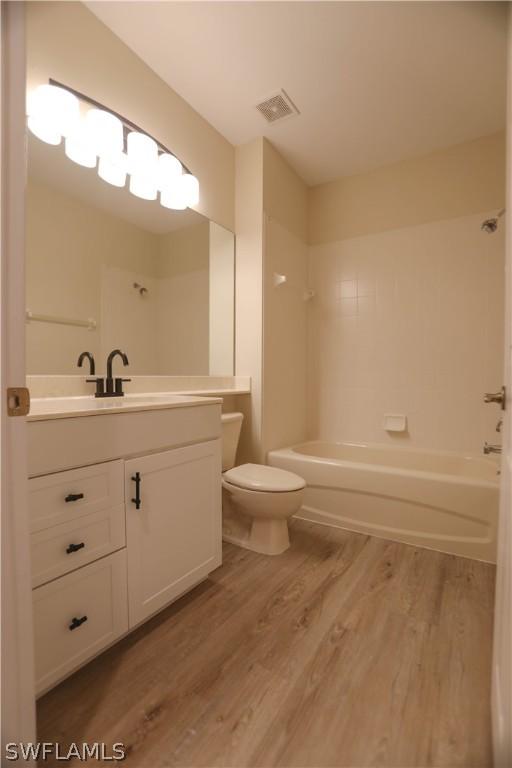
26,133,235,376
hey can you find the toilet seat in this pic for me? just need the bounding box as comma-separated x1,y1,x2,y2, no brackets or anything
223,463,306,493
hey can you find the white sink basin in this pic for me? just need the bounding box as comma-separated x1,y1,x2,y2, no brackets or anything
28,393,221,421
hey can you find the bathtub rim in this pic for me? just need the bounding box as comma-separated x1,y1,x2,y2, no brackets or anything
268,440,499,490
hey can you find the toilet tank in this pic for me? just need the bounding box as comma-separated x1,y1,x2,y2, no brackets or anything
221,412,244,471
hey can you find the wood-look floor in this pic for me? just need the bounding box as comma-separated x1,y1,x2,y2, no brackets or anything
37,521,495,768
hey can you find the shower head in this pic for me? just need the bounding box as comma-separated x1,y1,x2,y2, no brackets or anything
481,208,505,234
481,218,499,234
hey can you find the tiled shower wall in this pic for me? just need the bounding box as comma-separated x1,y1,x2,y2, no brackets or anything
307,211,505,453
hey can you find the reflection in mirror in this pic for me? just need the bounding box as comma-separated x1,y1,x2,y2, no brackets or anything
26,133,235,376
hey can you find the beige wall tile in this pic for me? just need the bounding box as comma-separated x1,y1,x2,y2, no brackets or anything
307,211,505,453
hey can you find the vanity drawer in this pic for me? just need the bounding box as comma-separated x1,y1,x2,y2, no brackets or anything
33,549,128,695
29,460,124,533
31,505,126,588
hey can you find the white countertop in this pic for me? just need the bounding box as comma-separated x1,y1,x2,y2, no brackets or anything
26,375,251,400
28,393,222,422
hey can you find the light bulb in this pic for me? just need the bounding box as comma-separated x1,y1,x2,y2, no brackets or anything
181,174,199,207
27,84,79,143
65,124,96,168
127,131,158,175
160,178,187,210
86,108,124,157
98,153,127,187
158,153,182,191
161,173,199,210
27,115,61,145
129,172,157,200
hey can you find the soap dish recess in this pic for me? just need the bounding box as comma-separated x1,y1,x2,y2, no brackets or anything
383,414,407,432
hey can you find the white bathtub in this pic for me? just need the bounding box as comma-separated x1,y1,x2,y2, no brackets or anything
268,441,499,562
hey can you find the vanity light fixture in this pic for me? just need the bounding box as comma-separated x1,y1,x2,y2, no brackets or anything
127,132,159,200
27,83,79,145
98,153,128,188
26,81,200,209
158,153,182,186
86,109,124,156
161,173,199,210
65,123,97,168
160,183,187,211
129,172,158,201
181,174,200,207
127,131,158,171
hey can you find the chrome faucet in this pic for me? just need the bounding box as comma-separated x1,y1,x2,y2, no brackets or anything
483,442,502,455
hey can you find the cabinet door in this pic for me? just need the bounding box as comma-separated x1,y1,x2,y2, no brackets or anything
125,440,221,627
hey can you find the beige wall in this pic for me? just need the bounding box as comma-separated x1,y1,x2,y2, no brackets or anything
307,134,506,454
26,179,161,375
234,138,309,462
234,139,264,463
263,140,308,242
262,141,308,456
309,132,506,245
158,222,210,375
101,265,159,375
26,1,235,231
209,222,235,376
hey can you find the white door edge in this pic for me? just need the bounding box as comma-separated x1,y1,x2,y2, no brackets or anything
0,1,36,752
492,9,512,765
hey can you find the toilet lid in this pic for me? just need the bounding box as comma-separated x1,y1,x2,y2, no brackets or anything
224,463,306,492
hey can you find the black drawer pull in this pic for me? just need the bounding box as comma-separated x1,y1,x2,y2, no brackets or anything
69,615,88,631
66,542,85,554
65,493,84,503
131,472,141,510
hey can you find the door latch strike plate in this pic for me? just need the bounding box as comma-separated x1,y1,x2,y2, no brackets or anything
7,387,30,417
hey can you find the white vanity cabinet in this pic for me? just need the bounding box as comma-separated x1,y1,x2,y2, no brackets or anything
28,398,222,695
125,441,222,626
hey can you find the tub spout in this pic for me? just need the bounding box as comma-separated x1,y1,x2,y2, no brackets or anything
483,442,501,455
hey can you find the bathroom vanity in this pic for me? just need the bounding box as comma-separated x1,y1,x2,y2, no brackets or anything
28,394,222,695
24,65,238,700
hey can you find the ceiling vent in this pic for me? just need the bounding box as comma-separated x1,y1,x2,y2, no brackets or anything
255,89,299,124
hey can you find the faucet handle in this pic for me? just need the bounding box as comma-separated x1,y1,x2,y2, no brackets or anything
86,378,105,398
114,377,131,396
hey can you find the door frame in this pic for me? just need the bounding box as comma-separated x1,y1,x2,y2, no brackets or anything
492,7,512,765
0,0,36,751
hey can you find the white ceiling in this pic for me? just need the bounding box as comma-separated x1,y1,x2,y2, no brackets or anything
86,1,507,185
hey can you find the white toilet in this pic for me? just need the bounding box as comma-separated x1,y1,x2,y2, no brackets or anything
221,413,305,555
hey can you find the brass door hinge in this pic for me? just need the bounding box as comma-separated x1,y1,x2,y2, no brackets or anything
7,387,30,417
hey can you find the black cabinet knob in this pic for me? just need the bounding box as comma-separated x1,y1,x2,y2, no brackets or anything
65,493,84,503
66,542,85,554
69,615,88,631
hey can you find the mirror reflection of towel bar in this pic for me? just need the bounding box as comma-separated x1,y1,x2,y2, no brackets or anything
25,310,97,331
